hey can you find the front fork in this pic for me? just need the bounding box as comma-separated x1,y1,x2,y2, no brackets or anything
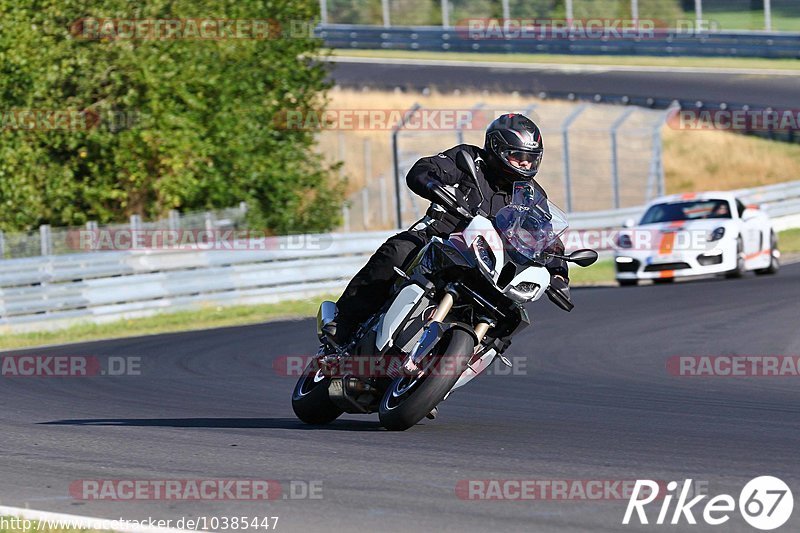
402,291,492,375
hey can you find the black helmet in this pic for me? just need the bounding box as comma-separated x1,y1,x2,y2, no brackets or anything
484,114,544,183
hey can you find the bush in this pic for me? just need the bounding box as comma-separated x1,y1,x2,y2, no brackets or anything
0,0,344,234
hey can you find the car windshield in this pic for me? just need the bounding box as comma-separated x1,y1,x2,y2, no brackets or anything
494,182,569,264
640,200,732,224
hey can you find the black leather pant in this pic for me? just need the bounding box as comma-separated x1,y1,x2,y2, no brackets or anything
334,229,429,341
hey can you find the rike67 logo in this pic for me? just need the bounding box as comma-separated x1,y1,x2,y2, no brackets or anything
623,477,793,530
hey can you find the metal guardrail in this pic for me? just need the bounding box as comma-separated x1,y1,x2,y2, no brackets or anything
319,25,800,59
1,181,799,332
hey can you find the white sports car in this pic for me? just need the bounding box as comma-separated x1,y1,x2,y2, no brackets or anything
614,192,780,286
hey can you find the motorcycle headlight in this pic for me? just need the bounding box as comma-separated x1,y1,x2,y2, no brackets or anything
708,227,726,242
617,234,633,249
474,236,496,272
514,282,540,295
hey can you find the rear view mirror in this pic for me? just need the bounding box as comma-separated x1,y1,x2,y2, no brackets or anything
456,150,479,182
568,249,599,267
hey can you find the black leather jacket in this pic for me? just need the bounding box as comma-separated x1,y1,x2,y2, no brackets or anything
406,144,569,279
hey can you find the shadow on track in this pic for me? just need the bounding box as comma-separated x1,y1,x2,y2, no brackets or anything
40,417,383,431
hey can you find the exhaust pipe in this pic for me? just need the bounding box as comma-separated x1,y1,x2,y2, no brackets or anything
316,301,338,339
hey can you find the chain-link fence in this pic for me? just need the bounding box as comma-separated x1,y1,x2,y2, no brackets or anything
322,99,672,232
319,0,794,32
0,204,249,260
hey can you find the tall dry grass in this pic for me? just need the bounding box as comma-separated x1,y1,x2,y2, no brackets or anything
663,128,800,193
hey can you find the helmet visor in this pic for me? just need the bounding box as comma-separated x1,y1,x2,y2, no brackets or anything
501,149,542,175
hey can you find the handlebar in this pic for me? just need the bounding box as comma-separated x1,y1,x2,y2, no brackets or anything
426,180,472,219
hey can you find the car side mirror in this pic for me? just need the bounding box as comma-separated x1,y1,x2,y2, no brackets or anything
622,218,636,229
568,249,599,267
742,208,759,221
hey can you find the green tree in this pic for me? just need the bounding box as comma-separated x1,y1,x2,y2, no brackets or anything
0,0,344,234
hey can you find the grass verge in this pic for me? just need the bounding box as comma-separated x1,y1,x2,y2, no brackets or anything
779,228,800,253
331,49,800,72
1,230,798,350
0,294,340,351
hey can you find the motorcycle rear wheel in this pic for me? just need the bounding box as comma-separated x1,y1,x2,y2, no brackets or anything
292,359,343,425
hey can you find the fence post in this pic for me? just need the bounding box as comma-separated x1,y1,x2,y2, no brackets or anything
0,230,5,259
130,214,142,232
363,137,372,187
392,103,421,229
86,221,99,253
764,0,772,31
565,0,574,24
168,210,180,231
610,107,636,209
337,131,346,178
441,0,450,28
695,0,703,29
382,0,390,27
647,104,677,200
379,174,390,225
40,224,52,256
204,211,215,232
457,102,484,145
631,0,639,25
501,0,510,20
561,104,587,213
320,0,328,25
342,203,351,233
362,187,370,228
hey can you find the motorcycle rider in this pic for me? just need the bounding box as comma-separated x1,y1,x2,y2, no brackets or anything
325,113,569,346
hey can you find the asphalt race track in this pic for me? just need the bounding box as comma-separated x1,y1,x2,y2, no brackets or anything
2,264,799,532
329,58,800,109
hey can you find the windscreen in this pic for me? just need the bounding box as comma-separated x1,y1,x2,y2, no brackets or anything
640,200,733,224
493,182,569,264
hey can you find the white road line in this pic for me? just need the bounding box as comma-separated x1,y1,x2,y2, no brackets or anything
328,55,800,77
0,505,191,533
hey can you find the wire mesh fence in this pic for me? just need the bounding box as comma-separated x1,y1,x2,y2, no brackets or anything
322,99,671,232
319,0,792,32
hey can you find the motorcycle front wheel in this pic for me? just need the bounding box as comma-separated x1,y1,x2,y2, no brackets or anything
379,328,474,431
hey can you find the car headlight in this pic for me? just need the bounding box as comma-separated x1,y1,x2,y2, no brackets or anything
474,236,496,271
617,234,633,249
514,282,540,295
708,227,726,242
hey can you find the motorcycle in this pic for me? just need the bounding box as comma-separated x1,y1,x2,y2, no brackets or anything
292,150,598,431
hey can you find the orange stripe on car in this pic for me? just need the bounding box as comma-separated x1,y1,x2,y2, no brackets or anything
745,250,770,261
658,221,684,255
660,271,674,278
659,232,676,255
681,193,697,200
